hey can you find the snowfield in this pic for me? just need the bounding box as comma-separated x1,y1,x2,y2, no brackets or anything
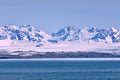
0,41,120,54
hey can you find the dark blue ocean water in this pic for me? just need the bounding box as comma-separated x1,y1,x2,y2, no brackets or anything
0,59,120,80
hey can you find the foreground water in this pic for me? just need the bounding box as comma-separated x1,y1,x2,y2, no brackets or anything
0,59,120,80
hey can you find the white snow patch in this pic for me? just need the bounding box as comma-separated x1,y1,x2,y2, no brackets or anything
10,25,18,30
0,41,120,55
105,35,112,43
111,27,118,32
0,40,12,46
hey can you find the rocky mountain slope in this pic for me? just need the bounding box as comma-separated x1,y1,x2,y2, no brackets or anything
0,25,120,44
52,26,120,43
0,25,54,46
0,25,120,58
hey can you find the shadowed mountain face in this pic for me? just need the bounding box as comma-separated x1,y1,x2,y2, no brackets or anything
0,25,52,43
0,25,120,58
0,25,120,44
52,26,120,43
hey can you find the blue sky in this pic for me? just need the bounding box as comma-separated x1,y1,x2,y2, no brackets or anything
0,0,120,33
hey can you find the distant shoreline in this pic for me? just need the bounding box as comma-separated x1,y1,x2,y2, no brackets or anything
0,51,119,59
1,58,120,61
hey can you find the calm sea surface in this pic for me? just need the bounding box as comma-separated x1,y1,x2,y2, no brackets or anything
0,59,120,80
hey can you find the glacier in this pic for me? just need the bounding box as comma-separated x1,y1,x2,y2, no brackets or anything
0,25,120,58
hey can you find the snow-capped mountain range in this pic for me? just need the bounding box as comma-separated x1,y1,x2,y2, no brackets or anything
0,25,120,44
0,25,120,57
52,26,120,43
0,25,52,44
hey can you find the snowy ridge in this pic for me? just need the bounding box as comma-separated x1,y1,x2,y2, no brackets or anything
52,26,120,43
0,25,53,46
0,25,120,57
0,25,120,45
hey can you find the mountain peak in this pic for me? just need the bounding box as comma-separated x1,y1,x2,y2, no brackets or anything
0,25,53,44
111,27,118,32
0,25,120,45
52,26,120,43
64,26,75,31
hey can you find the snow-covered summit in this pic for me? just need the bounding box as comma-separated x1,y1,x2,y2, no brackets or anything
52,26,120,43
0,25,120,55
0,25,120,45
0,25,52,45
